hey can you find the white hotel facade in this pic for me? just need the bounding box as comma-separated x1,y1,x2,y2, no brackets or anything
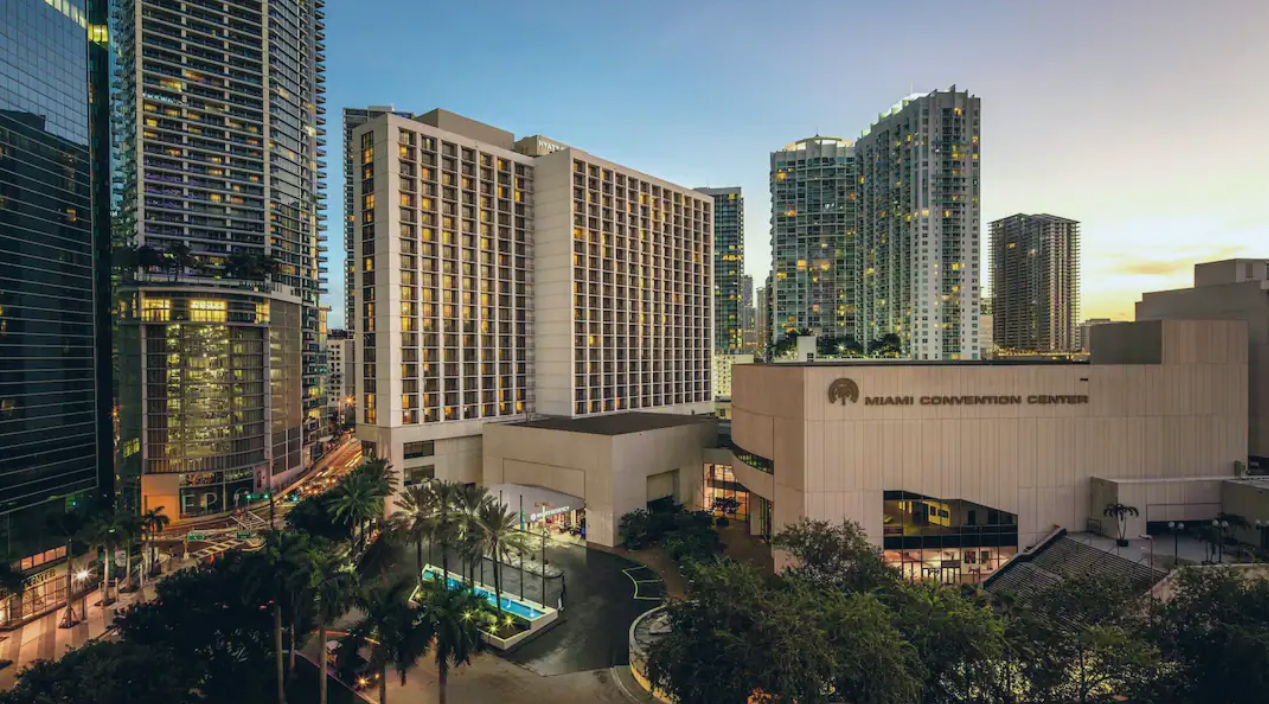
351,110,713,490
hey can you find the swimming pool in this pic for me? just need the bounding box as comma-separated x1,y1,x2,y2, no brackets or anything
420,567,545,621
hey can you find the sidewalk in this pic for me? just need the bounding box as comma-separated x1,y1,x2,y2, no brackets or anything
0,575,166,690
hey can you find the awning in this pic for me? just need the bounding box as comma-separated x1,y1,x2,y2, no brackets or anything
487,483,584,522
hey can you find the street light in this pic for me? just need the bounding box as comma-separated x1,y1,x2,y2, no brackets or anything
75,570,90,620
1168,521,1185,564
1211,519,1230,562
1255,519,1269,554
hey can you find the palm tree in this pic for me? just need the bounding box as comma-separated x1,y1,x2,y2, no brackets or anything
330,473,383,555
475,501,528,619
88,508,123,604
416,580,487,704
165,241,195,281
1103,503,1140,544
394,484,438,579
139,506,170,586
429,482,464,578
46,507,86,627
117,512,140,592
340,577,424,704
452,484,488,584
244,531,309,704
309,550,359,704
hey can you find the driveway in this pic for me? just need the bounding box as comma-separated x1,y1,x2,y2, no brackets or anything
505,544,662,675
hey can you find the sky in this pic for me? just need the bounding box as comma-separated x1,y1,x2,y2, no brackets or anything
321,0,1269,329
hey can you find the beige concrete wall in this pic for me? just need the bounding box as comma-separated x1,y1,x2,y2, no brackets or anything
1137,281,1269,458
732,320,1248,555
1092,477,1226,539
482,424,617,543
529,149,577,416
483,420,716,547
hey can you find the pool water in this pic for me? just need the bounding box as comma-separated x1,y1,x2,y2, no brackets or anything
421,568,545,621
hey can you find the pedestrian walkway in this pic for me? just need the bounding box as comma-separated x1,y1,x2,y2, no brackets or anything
0,579,159,690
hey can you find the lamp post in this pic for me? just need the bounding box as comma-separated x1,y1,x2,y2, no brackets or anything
1211,519,1230,562
76,570,90,620
1168,521,1185,565
1255,519,1269,555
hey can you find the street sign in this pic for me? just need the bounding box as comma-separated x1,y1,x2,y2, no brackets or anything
236,531,252,540
186,532,205,541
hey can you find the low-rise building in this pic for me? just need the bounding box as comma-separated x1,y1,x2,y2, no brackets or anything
726,319,1248,579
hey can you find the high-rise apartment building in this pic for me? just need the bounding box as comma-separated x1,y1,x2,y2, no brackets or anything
351,110,713,486
343,106,414,332
697,187,743,353
989,214,1080,353
756,283,770,354
114,0,327,520
325,329,353,425
856,87,982,360
769,137,858,341
1,0,112,625
740,274,755,329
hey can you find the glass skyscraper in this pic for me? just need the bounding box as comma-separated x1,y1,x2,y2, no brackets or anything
696,187,744,354
113,0,326,520
0,0,112,624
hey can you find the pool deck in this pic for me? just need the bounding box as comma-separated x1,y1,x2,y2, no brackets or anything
419,565,559,651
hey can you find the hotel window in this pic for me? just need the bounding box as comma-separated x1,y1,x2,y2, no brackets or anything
403,440,434,459
142,298,171,322
189,299,227,322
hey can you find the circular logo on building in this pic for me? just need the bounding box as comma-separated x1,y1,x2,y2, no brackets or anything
828,378,860,405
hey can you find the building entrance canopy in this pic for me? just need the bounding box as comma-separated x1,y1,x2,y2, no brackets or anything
487,483,585,522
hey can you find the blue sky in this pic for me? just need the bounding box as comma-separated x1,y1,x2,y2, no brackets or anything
321,0,1269,329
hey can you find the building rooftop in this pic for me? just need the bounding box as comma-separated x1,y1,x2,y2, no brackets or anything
504,412,715,436
763,358,1088,368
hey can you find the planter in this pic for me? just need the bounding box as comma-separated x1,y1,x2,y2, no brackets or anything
1116,538,1130,547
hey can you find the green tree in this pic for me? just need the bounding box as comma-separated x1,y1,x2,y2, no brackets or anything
117,511,141,592
330,472,384,555
415,580,488,704
817,335,863,358
453,483,489,584
868,333,903,358
815,584,920,704
773,518,899,593
88,506,123,604
244,531,310,704
138,506,170,589
394,484,438,579
116,552,273,700
1102,502,1140,543
1019,574,1160,703
339,577,422,704
885,581,1006,703
286,493,353,543
45,507,87,627
309,549,360,704
1149,567,1269,704
474,500,528,619
646,559,837,704
165,241,195,281
0,640,192,704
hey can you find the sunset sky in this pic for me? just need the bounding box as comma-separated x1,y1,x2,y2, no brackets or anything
323,0,1268,328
